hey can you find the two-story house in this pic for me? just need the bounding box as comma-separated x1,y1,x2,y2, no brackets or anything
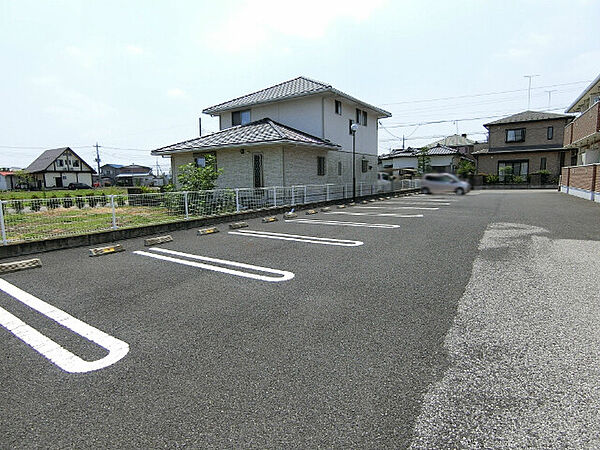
472,111,573,181
152,77,391,189
563,73,600,165
24,147,95,189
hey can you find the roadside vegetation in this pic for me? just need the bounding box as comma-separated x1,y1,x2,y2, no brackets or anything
0,187,127,200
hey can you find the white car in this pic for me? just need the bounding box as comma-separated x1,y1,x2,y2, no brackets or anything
376,172,392,192
421,173,471,195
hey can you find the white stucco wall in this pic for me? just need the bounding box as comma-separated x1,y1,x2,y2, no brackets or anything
323,96,378,156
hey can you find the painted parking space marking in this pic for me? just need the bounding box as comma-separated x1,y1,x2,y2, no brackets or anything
354,206,440,211
324,211,426,217
229,229,363,247
374,201,451,206
0,278,129,374
134,247,294,282
285,219,402,228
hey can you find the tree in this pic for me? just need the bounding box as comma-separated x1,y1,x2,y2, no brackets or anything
176,154,223,191
457,160,476,178
14,170,34,189
416,147,431,174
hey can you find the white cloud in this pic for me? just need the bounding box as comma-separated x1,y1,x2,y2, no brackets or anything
125,44,145,55
205,0,387,52
167,88,186,98
64,45,96,69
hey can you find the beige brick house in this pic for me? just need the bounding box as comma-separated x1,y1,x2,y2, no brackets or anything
152,77,391,189
473,111,573,181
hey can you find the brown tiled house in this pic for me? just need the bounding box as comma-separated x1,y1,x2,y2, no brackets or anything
473,111,574,182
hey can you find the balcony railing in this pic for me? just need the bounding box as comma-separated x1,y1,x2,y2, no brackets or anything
564,101,600,147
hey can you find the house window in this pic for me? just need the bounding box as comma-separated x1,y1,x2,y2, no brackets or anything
356,109,367,126
540,157,547,170
547,126,554,140
57,160,64,167
337,161,342,176
317,156,326,176
232,109,250,126
361,160,368,173
194,152,216,168
505,128,526,143
73,160,80,168
335,100,342,115
498,160,528,181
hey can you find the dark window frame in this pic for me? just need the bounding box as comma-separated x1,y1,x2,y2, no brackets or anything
361,159,368,173
505,128,526,143
355,108,367,126
540,157,547,170
335,100,342,115
337,161,342,176
547,126,554,140
497,159,529,180
232,109,251,126
317,156,326,176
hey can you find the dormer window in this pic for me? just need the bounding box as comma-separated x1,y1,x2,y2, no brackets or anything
232,109,250,126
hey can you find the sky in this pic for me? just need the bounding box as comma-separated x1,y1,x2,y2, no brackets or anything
1,0,599,174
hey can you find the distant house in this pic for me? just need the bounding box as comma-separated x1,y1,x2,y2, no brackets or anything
426,134,477,155
100,164,124,185
472,111,573,181
0,170,16,190
24,148,95,189
378,144,473,175
152,76,392,189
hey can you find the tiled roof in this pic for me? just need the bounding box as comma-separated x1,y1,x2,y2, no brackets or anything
379,145,462,160
152,118,340,155
427,134,475,148
484,110,572,127
202,76,392,117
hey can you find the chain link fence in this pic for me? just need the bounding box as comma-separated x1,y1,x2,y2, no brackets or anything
0,180,421,245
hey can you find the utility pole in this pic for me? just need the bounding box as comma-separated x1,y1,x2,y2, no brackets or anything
198,117,202,137
402,135,405,150
94,142,101,187
545,89,557,109
524,74,540,110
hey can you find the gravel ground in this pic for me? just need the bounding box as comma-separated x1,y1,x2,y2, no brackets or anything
410,222,600,448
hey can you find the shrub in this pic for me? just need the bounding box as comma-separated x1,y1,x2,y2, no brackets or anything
485,174,499,184
62,195,73,208
513,175,525,183
75,195,85,209
48,195,60,209
30,195,41,212
87,193,97,207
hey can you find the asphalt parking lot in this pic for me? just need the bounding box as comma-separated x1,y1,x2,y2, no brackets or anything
1,190,600,448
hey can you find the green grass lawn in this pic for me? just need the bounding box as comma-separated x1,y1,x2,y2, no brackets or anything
0,187,127,200
3,205,183,242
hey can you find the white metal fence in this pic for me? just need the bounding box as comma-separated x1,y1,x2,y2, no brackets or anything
0,180,420,245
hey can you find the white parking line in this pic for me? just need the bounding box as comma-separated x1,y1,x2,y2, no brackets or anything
284,219,402,228
354,206,440,211
0,278,129,374
229,230,363,247
324,211,427,217
134,247,294,282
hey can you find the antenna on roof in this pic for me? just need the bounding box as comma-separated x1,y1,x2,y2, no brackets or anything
198,117,202,137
